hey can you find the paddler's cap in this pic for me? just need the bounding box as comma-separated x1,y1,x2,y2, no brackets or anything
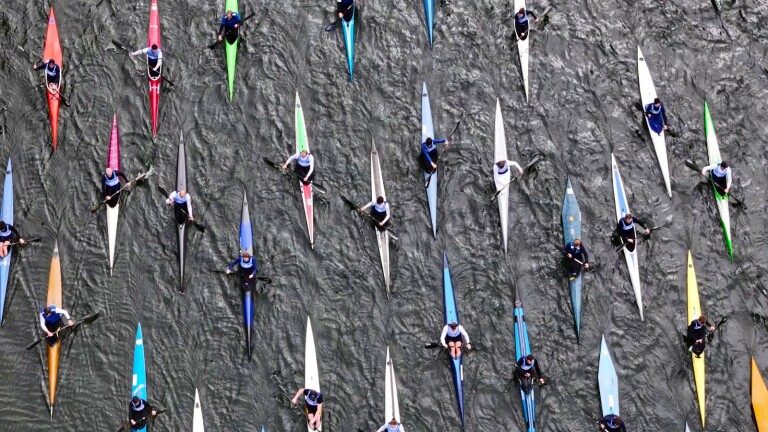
698,315,707,324
44,306,52,314
449,321,457,328
151,44,158,50
720,161,728,168
653,97,661,105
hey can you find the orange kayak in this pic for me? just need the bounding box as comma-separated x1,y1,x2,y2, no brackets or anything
43,7,63,150
46,241,62,417
753,357,768,431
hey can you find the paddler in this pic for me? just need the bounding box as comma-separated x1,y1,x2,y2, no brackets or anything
359,196,390,230
130,44,163,79
282,149,315,185
513,8,539,41
597,414,627,432
493,160,523,185
515,354,546,393
0,220,26,258
32,59,61,93
217,10,241,44
561,238,589,279
38,305,74,345
420,137,449,173
701,161,732,194
291,387,323,431
644,97,669,135
337,0,355,21
225,251,259,289
376,418,406,432
102,167,132,208
614,213,651,253
686,315,716,358
128,396,158,430
440,321,472,359
164,190,194,225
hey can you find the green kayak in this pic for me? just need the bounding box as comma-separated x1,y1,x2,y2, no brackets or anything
703,102,733,261
225,0,239,101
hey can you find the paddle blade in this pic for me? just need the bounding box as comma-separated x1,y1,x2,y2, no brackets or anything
341,196,358,210
424,342,441,349
90,201,104,213
262,157,282,170
112,40,130,52
684,160,702,173
157,185,170,199
257,276,272,284
207,40,221,50
325,23,338,32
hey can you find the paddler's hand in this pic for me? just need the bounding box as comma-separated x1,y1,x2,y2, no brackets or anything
130,419,137,426
46,331,54,337
567,253,573,259
627,238,634,243
518,168,524,175
303,176,309,182
19,238,26,245
291,396,298,406
217,35,223,41
126,182,132,188
338,12,343,18
538,377,545,385
466,343,472,351
663,124,668,131
67,319,74,326
643,228,650,235
281,163,288,170
442,343,448,349
151,410,157,416
599,425,606,431
234,24,239,28
534,17,539,23
225,268,232,275
520,31,526,37
248,274,254,279
524,372,531,378
725,187,730,193
709,325,716,331
584,263,590,269
430,162,437,169
165,198,172,205
378,221,384,226
106,195,112,201
188,216,195,222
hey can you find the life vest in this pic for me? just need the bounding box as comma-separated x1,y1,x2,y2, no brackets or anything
497,164,509,175
619,218,634,232
305,391,321,407
131,399,145,411
46,64,59,77
387,424,401,432
516,12,528,25
240,257,254,269
423,141,435,152
147,49,160,60
647,103,662,115
569,243,581,255
446,326,461,337
173,192,188,205
221,13,241,27
712,165,728,178
105,173,120,187
519,359,535,371
0,225,11,237
692,320,703,330
297,153,311,167
607,415,621,428
40,306,61,324
374,201,388,213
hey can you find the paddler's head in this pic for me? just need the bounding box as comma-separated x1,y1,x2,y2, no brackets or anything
449,321,457,329
0,221,7,231
497,160,506,168
425,137,433,147
376,196,385,205
623,213,632,222
242,251,251,261
131,396,141,407
307,390,319,401
698,315,707,324
517,8,525,16
47,59,56,69
178,190,187,198
105,167,114,177
653,98,661,106
390,418,398,426
613,416,622,424
720,161,728,169
151,44,158,52
525,354,535,364
573,238,581,247
300,150,309,157
226,10,233,19
44,306,52,315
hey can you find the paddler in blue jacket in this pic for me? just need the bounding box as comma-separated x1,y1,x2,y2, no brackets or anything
337,0,355,21
420,137,449,173
701,161,732,194
376,418,406,432
282,149,316,185
597,414,627,432
514,8,539,41
615,213,650,253
291,387,323,431
644,97,669,135
39,305,74,345
561,238,589,279
164,190,194,225
128,396,157,430
686,315,716,358
0,221,25,258
32,59,62,93
515,354,546,393
225,251,259,289
217,10,241,44
359,196,390,230
130,44,163,79
102,168,132,207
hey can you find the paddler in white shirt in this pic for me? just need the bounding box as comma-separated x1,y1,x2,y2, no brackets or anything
493,159,523,188
701,161,732,194
282,149,315,185
376,417,405,432
440,321,472,359
164,189,194,225
359,196,390,230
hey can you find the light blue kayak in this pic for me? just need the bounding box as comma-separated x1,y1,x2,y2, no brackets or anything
442,252,464,426
561,177,583,339
598,335,619,416
240,191,255,360
421,82,437,237
132,322,148,432
423,0,434,47
0,159,12,325
513,288,536,431
342,5,355,80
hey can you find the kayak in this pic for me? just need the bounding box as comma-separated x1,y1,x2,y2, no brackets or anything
370,138,391,295
240,190,255,360
752,357,768,431
176,136,187,292
147,0,162,138
687,250,706,427
305,317,322,431
513,287,536,432
598,335,619,416
421,82,437,238
423,0,434,47
106,114,121,275
43,7,63,150
46,241,62,417
513,0,529,102
193,388,205,431
384,347,401,426
341,5,355,80
685,422,691,432
0,159,13,325
637,46,671,198
294,92,314,248
703,102,733,261
442,252,464,426
493,99,510,254
224,0,239,100
132,322,148,432
561,177,583,339
611,153,643,321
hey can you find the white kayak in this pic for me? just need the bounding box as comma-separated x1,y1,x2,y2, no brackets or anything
193,388,205,431
637,46,671,198
384,347,401,426
305,317,322,431
611,153,643,321
493,98,511,254
514,0,530,101
370,138,391,295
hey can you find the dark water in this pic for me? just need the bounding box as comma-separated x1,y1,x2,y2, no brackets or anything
1,0,768,430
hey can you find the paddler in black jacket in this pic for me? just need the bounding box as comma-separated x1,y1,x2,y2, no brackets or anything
561,238,589,279
128,396,157,430
615,213,651,253
513,8,539,41
225,251,259,289
687,315,716,358
102,168,131,207
337,0,355,21
515,354,545,393
597,414,627,432
0,221,25,258
32,59,61,93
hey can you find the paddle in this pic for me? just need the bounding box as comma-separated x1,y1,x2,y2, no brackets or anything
552,244,595,275
325,4,354,31
262,157,328,194
207,12,257,49
683,160,745,208
90,168,154,213
613,225,664,252
340,196,399,239
424,342,475,352
271,376,318,427
114,408,167,432
707,316,727,343
25,312,99,350
423,120,461,189
490,155,545,202
209,268,272,284
6,237,41,247
30,60,71,107
157,186,206,231
509,7,551,51
113,40,175,87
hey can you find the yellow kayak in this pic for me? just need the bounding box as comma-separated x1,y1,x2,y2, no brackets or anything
753,357,768,431
687,250,706,427
46,241,62,417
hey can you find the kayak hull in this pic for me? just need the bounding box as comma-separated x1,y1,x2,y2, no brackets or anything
240,191,255,360
46,242,62,416
370,139,391,295
43,7,63,150
106,114,121,274
384,347,401,424
513,0,529,101
224,0,239,100
176,137,187,292
305,317,322,431
341,6,355,80
687,251,706,427
513,289,536,431
295,93,314,248
147,0,162,138
421,82,437,237
637,46,671,198
598,335,619,416
0,159,13,325
611,153,643,320
703,102,733,261
494,99,510,254
442,252,464,426
193,388,205,431
423,0,434,47
132,323,148,432
561,177,583,338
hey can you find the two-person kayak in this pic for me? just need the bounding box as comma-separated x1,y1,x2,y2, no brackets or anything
703,102,733,261
637,46,672,198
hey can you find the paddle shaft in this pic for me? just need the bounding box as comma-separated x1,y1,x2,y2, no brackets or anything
613,225,661,251
325,3,354,31
263,158,327,193
211,268,272,283
116,408,166,432
92,170,152,213
5,237,41,247
25,312,99,350
341,197,398,238
684,160,744,207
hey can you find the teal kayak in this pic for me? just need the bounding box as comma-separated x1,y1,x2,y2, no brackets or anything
341,5,355,80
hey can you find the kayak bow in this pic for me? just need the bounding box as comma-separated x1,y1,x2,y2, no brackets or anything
421,82,437,237
295,92,314,248
687,250,706,427
611,153,643,320
0,159,13,325
43,7,63,150
703,102,733,261
637,46,671,198
442,252,465,426
598,335,619,416
561,177,583,338
46,241,62,417
193,388,205,431
493,99,511,254
106,114,121,275
240,191,255,360
131,322,148,432
423,0,434,47
513,0,530,101
341,5,355,80
370,138,391,296
513,288,536,431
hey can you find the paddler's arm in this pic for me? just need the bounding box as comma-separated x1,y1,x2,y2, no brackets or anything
8,225,23,243
700,163,717,176
375,425,389,432
633,217,650,235
225,257,240,274
439,325,449,347
249,259,259,277
153,51,163,71
304,154,315,179
358,201,374,212
57,308,75,326
165,191,177,205
725,167,733,191
581,246,589,264
420,142,434,164
380,202,391,224
39,312,50,333
527,11,539,22
115,170,131,186
459,325,472,349
185,194,194,219
282,153,299,170
508,160,524,175
290,388,306,405
661,104,669,124
644,103,653,117
130,48,149,57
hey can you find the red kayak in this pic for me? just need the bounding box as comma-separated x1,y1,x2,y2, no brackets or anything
43,7,63,150
147,0,162,138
